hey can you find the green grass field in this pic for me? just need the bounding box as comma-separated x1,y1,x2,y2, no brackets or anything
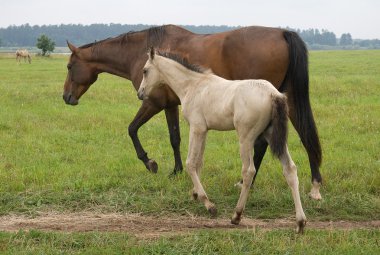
0,51,379,253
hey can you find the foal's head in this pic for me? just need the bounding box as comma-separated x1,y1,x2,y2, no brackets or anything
137,47,163,100
63,41,99,105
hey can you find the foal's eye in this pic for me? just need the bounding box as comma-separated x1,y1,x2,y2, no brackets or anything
143,69,148,75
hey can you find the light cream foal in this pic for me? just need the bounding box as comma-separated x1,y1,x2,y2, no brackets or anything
138,48,307,233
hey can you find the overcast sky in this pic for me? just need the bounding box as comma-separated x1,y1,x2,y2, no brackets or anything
1,0,379,39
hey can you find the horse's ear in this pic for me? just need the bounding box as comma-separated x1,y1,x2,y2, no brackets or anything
67,40,78,54
148,46,155,60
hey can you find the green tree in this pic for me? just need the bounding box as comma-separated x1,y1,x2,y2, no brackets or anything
340,33,353,46
36,34,55,56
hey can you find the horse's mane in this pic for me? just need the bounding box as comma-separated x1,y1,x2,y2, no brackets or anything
78,25,169,49
157,51,210,74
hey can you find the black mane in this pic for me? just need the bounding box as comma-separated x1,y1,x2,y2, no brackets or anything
157,51,207,74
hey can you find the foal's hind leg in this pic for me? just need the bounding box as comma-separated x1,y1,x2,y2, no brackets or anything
235,136,268,188
186,126,217,216
231,137,256,225
279,146,307,233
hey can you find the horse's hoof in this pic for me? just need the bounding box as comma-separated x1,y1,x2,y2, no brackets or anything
231,212,242,225
208,207,217,218
168,167,183,178
234,180,243,189
309,181,322,200
309,189,322,200
296,219,306,234
147,159,158,173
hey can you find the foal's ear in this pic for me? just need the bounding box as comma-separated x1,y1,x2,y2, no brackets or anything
148,46,155,60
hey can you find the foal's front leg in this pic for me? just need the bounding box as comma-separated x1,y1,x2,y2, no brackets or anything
186,126,217,216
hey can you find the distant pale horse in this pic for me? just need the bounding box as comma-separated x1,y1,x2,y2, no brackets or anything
16,49,31,63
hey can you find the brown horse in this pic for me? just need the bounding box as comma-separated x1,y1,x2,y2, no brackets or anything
63,25,323,200
16,49,32,63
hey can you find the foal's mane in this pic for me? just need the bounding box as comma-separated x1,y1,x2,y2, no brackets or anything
157,51,210,74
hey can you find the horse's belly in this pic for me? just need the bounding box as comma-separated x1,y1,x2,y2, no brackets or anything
205,112,235,131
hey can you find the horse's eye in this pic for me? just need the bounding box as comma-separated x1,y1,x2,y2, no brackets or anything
67,64,72,70
143,69,148,75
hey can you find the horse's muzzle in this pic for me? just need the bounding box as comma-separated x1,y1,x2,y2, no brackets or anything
63,93,79,105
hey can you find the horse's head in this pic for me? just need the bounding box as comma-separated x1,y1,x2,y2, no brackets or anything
63,41,98,105
137,47,163,100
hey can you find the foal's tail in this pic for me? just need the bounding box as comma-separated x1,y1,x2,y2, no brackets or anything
269,94,289,158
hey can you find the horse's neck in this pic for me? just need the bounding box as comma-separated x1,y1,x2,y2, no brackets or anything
84,39,145,80
157,57,203,101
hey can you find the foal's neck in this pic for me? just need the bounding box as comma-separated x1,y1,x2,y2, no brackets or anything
157,57,206,101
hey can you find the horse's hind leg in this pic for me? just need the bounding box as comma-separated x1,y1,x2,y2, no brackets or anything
288,106,322,200
231,136,256,225
186,126,216,216
279,145,307,233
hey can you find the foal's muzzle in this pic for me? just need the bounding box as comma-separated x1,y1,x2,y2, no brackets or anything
137,88,145,100
63,93,79,105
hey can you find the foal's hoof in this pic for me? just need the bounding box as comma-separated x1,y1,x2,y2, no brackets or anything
231,212,242,225
147,159,158,173
192,191,198,200
208,207,218,218
296,219,306,234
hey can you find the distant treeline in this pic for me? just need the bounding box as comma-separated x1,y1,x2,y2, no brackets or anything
1,23,379,49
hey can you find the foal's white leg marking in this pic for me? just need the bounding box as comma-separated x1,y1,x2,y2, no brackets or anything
186,126,216,216
280,145,307,233
309,181,322,200
231,138,256,225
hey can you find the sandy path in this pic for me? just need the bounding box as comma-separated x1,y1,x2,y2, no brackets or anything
0,212,378,239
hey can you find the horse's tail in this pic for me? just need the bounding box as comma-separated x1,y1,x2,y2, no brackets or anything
269,94,288,158
282,30,322,167
28,54,32,64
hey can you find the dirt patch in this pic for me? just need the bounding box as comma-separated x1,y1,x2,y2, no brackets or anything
0,212,378,239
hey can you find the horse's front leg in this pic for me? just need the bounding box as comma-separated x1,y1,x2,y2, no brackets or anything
231,137,256,225
128,100,162,173
186,126,217,216
164,106,183,176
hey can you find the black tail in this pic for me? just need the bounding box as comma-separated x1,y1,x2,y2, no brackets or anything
269,95,288,159
282,31,322,167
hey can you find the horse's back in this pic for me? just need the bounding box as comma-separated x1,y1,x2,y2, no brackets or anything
169,26,289,87
219,27,288,85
